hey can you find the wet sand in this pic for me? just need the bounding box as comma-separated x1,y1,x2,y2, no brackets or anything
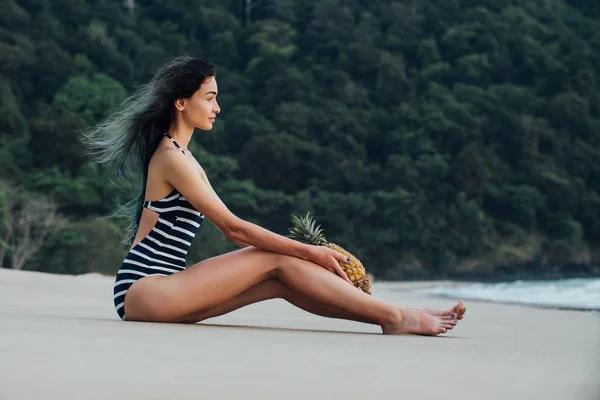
1,268,599,400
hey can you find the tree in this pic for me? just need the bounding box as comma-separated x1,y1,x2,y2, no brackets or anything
1,0,600,278
0,185,67,270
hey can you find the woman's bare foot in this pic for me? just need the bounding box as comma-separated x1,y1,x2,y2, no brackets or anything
381,308,457,336
409,300,467,320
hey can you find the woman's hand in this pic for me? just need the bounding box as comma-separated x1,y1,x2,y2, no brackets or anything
307,245,354,285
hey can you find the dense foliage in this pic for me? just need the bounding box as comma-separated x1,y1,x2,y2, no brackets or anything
1,0,599,279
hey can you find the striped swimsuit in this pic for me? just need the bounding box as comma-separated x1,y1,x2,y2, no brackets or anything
113,135,205,320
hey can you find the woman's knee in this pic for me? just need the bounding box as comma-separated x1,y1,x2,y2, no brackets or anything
272,253,310,281
242,246,291,277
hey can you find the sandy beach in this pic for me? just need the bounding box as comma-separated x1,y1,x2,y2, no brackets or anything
0,268,598,400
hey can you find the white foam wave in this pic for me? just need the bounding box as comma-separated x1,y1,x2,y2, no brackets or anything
414,278,600,310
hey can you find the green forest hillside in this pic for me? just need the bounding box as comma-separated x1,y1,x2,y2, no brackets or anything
1,0,599,280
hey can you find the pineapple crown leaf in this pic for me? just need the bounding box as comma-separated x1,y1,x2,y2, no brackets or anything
286,211,327,245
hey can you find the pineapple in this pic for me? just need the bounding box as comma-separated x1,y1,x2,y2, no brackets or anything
287,212,371,295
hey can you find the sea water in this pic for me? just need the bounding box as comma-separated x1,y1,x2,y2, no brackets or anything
413,277,600,311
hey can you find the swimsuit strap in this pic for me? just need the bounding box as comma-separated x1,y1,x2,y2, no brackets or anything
142,134,185,209
165,133,186,155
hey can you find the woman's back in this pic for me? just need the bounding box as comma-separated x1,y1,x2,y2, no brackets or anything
113,135,205,321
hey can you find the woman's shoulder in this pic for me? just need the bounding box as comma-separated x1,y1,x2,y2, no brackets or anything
157,145,205,178
150,144,184,167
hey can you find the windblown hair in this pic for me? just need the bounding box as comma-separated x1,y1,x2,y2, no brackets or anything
81,56,216,245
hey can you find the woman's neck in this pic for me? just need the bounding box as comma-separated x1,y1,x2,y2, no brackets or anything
166,125,194,152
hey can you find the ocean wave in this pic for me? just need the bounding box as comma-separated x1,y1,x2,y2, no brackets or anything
413,278,600,310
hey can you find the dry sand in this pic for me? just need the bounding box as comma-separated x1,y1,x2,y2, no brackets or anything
0,268,598,400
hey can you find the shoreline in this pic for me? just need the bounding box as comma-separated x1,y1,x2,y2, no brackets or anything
419,293,600,313
374,276,600,312
8,268,599,312
373,278,600,312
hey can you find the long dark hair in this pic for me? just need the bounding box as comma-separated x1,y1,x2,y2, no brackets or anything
81,56,216,245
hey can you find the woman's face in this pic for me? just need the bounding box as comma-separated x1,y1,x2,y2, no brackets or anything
181,76,220,130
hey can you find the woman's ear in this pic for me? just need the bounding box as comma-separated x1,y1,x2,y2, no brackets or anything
174,98,186,111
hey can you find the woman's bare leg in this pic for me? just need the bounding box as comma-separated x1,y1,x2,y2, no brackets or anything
180,278,376,324
183,281,464,325
124,247,457,335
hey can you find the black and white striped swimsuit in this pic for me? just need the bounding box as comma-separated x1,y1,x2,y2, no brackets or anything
113,135,205,321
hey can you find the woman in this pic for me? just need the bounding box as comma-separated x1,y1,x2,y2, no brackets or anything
83,56,466,335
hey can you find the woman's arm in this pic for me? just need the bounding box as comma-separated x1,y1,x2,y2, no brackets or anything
229,219,313,260
163,151,351,282
199,166,284,251
228,219,351,285
232,240,251,248
164,152,311,260
199,171,251,249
